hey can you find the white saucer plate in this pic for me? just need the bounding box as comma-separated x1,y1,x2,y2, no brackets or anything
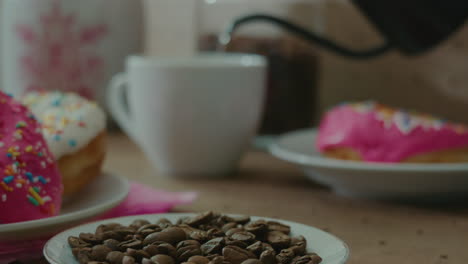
44,213,349,264
269,129,468,199
0,172,129,240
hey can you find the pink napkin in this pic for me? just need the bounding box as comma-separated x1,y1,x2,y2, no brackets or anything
0,182,197,263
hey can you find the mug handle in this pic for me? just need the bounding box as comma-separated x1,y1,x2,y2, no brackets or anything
107,73,138,141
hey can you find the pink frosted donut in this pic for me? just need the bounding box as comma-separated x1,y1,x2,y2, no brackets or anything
0,92,62,224
317,101,468,163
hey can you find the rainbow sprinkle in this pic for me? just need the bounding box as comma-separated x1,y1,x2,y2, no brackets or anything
38,176,47,184
1,182,13,192
3,176,14,184
28,187,44,205
25,172,34,181
27,195,39,206
16,121,27,128
50,203,55,215
68,139,77,147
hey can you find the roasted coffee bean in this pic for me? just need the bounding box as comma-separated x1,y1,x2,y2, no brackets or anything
290,236,306,246
96,223,123,234
116,228,136,237
144,227,187,245
241,259,262,264
143,244,160,256
291,254,322,264
210,215,226,227
201,237,225,255
247,242,274,255
133,234,144,240
144,232,174,245
118,239,143,250
142,258,154,264
246,241,263,256
221,222,238,232
123,234,134,241
79,233,102,244
267,221,290,235
207,228,224,239
72,247,92,264
102,239,120,251
164,227,188,242
106,251,125,264
91,245,112,262
130,219,151,229
266,231,291,250
244,220,268,236
122,255,136,264
144,242,177,257
276,248,295,264
229,231,255,243
290,236,306,255
138,224,162,233
222,245,256,264
225,238,248,248
150,254,176,264
177,217,191,225
259,249,276,264
188,255,210,264
263,243,275,252
186,211,214,227
139,229,157,237
205,254,221,260
157,218,173,228
71,248,79,258
208,256,225,264
190,230,209,241
126,248,151,262
225,228,244,237
179,224,198,236
230,216,251,225
87,261,109,264
200,225,218,231
290,242,306,255
176,240,202,261
68,236,91,248
75,252,94,264
98,231,123,241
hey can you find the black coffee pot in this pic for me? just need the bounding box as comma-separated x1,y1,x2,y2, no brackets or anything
222,0,468,59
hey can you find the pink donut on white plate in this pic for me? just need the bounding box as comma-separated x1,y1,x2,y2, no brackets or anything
0,91,62,224
317,101,468,163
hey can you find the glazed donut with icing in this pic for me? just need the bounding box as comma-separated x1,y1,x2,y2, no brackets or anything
0,92,62,224
317,101,468,163
22,91,106,196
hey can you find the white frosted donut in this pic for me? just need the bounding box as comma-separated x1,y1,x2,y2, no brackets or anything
22,91,107,196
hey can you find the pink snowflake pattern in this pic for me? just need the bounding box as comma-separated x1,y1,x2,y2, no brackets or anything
16,0,108,99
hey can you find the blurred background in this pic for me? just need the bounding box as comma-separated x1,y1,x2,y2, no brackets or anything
3,0,468,129
145,0,468,129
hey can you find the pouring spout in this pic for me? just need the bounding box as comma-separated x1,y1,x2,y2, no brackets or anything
221,13,393,60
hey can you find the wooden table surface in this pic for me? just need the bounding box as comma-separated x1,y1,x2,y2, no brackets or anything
27,133,468,264
105,133,468,264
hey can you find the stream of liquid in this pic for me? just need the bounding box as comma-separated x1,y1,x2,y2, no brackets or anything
201,33,319,134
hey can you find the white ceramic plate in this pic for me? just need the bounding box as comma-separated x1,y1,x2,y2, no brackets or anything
0,172,129,240
270,129,468,199
44,213,349,264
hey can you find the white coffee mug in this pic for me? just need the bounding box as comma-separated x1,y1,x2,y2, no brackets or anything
1,0,142,108
108,54,266,177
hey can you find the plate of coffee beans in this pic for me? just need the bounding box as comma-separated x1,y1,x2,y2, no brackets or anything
44,212,349,264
